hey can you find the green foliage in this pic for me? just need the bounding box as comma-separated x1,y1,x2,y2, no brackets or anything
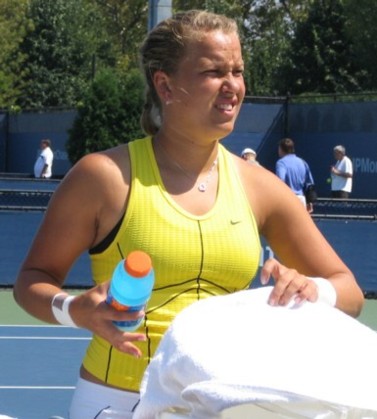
66,68,144,164
2,0,377,110
0,0,30,108
245,1,292,95
343,0,377,90
16,0,116,109
93,0,148,70
275,0,364,95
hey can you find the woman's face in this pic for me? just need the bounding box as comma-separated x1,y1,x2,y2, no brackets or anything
160,30,245,142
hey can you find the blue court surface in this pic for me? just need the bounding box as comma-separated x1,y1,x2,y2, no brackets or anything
0,325,91,419
1,301,377,419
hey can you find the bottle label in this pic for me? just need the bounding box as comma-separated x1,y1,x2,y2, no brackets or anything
113,316,144,332
106,294,145,331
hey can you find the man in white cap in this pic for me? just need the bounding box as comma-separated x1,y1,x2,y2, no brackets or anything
241,148,259,166
330,145,353,198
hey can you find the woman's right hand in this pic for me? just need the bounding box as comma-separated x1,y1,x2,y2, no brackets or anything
70,282,147,357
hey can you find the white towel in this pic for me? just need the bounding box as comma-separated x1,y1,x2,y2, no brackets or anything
134,287,377,419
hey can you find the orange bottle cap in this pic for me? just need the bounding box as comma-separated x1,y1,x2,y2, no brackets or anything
124,250,152,278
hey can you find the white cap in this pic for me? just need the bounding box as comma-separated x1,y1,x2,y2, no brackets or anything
241,148,256,157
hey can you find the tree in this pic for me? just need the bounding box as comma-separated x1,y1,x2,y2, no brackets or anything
16,0,116,109
66,68,144,164
0,0,30,108
245,0,311,95
275,0,364,95
93,0,149,71
344,0,377,91
2,0,375,110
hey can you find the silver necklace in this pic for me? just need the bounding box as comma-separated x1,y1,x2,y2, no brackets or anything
156,140,218,192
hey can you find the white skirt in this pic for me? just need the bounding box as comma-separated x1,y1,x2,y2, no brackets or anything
69,378,139,419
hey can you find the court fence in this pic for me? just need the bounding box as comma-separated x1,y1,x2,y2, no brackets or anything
1,180,377,297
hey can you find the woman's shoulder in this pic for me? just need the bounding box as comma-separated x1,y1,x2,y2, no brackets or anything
73,144,130,178
232,153,279,189
232,153,305,224
54,144,131,218
56,145,130,204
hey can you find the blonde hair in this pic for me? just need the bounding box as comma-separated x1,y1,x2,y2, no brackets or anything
139,10,239,135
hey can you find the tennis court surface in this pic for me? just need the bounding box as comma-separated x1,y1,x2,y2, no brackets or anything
0,291,90,419
1,290,377,418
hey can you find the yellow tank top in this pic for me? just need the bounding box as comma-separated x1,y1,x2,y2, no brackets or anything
83,136,261,391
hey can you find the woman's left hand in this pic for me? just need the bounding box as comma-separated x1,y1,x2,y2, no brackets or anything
260,258,319,307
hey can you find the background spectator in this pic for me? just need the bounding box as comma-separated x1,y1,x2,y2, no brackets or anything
33,138,54,179
241,147,260,166
330,145,353,198
276,137,315,213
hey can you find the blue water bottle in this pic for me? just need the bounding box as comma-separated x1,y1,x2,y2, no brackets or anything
106,250,154,331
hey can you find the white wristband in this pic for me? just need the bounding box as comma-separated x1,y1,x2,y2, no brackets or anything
309,277,337,307
51,293,78,328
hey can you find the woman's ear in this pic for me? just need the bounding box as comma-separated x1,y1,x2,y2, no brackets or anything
153,71,173,105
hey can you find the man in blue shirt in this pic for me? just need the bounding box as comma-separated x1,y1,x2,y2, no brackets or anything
276,138,315,213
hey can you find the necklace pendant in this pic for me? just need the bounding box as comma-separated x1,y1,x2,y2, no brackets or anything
198,182,207,192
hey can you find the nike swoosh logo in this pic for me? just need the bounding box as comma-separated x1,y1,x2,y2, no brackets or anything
230,220,242,225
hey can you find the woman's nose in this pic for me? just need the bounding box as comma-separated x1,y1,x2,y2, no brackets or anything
221,74,242,93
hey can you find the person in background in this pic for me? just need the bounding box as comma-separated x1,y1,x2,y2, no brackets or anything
33,138,54,179
275,137,315,213
13,10,364,419
241,147,260,166
330,145,353,198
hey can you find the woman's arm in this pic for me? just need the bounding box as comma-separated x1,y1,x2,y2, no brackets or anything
238,159,364,317
13,147,146,356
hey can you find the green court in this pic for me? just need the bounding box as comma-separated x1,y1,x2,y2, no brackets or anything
2,289,377,329
0,289,82,325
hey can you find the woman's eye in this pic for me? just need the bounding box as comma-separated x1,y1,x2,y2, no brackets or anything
204,69,243,77
205,70,221,76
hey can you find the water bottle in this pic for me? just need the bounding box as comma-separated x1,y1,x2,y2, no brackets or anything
106,250,154,331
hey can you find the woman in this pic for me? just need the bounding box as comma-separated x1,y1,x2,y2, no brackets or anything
13,10,364,418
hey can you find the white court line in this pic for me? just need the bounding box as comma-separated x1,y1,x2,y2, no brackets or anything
0,325,91,339
0,324,81,328
0,386,75,390
0,324,90,333
0,336,90,340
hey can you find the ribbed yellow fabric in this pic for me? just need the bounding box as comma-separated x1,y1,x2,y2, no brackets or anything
83,136,261,391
